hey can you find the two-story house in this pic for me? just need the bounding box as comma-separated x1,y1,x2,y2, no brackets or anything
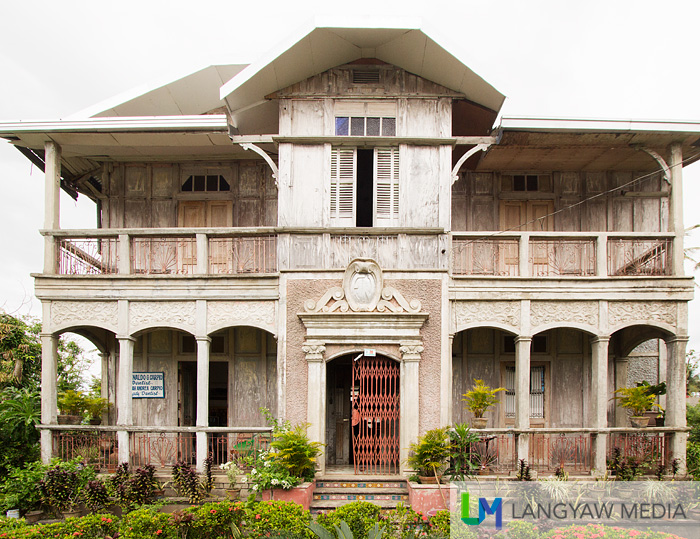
0,21,696,477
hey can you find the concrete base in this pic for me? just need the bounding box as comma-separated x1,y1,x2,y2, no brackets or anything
406,481,452,516
262,481,315,510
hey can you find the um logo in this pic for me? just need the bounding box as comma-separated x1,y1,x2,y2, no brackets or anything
461,491,503,529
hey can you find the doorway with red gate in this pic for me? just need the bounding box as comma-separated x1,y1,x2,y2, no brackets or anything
325,353,400,474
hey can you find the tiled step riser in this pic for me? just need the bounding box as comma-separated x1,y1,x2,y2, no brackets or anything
314,494,409,502
316,481,405,489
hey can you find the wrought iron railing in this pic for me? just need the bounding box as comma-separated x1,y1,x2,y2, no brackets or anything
608,431,668,470
130,432,197,468
132,237,197,275
58,237,119,275
209,431,272,467
608,238,672,276
452,238,519,276
530,239,596,277
209,235,277,274
52,430,118,471
530,432,592,472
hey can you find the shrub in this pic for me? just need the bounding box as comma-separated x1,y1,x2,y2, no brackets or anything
407,427,452,478
316,501,381,539
542,523,682,538
245,500,312,539
38,463,81,514
0,514,118,539
379,503,431,539
0,517,28,533
428,511,450,538
109,462,158,511
172,461,204,504
119,506,176,539
0,461,46,515
503,520,541,539
83,479,110,512
687,440,700,479
688,403,700,443
186,500,246,539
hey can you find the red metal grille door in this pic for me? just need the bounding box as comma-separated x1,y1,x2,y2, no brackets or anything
352,356,400,474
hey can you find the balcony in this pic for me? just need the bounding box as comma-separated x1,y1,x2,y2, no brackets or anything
452,232,673,278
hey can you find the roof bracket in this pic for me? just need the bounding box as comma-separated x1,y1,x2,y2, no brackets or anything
451,143,491,185
636,146,671,184
239,143,279,187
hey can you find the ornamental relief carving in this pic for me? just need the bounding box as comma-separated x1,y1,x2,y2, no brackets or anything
207,301,276,329
531,301,598,328
608,301,676,327
304,259,422,314
454,301,520,329
51,301,118,327
130,302,196,328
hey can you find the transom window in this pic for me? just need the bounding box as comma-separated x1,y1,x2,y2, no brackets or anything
501,173,552,193
334,101,397,137
181,174,230,193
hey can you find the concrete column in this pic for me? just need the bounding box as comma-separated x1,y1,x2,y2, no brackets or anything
303,341,326,470
196,233,208,275
666,336,688,474
519,233,530,277
591,336,610,475
596,235,608,277
195,336,211,472
668,143,684,276
399,342,423,473
43,141,61,274
40,333,58,464
118,234,131,274
613,357,629,427
515,336,531,463
116,336,135,465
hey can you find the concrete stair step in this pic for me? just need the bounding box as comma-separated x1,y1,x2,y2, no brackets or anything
315,480,407,489
314,487,407,496
310,499,405,511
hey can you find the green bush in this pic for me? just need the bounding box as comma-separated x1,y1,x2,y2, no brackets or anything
428,511,450,538
316,501,381,539
0,517,28,533
426,511,475,539
245,500,312,539
502,520,541,539
379,503,431,539
688,403,700,443
687,440,700,480
119,506,176,539
0,513,117,539
186,500,246,539
0,461,46,515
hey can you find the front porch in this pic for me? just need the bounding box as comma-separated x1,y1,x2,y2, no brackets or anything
37,424,687,477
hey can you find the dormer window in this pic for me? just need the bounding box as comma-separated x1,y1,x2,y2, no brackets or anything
334,101,397,136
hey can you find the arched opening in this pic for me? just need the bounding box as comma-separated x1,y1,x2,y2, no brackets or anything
325,352,400,474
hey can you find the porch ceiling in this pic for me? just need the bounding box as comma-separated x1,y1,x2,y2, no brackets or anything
479,120,700,172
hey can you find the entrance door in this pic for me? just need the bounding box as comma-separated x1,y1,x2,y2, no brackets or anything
352,355,400,474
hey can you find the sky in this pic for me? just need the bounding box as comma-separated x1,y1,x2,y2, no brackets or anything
1,0,700,358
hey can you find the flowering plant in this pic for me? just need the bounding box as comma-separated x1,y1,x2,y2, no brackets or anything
219,461,243,489
244,448,300,495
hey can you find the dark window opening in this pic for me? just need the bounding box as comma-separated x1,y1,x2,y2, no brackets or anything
504,336,516,353
182,174,229,193
182,335,196,354
353,70,380,84
194,175,206,192
513,174,539,192
182,177,193,191
356,149,374,227
533,335,547,353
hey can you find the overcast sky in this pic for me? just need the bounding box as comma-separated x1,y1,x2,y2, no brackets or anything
1,0,699,353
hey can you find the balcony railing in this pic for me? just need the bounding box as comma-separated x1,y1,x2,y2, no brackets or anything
452,232,674,277
52,229,278,276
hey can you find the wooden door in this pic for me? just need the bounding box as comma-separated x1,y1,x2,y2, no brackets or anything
326,361,352,466
352,355,400,474
500,201,553,232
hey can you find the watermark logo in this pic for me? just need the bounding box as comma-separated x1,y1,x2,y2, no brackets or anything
460,491,502,529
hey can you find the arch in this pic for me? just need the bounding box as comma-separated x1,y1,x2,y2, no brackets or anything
51,319,118,338
130,323,195,338
52,325,116,354
454,322,518,336
532,323,599,338
608,319,676,338
611,324,674,359
208,319,276,338
325,348,401,364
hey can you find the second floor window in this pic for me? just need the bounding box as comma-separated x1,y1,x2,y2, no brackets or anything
330,147,399,227
334,101,397,136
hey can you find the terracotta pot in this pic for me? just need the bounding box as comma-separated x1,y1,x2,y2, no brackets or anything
471,417,488,429
57,415,82,425
226,488,240,500
62,509,82,519
24,510,43,524
418,474,443,484
630,416,650,428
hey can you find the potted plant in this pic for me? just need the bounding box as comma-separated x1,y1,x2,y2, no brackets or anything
407,427,452,483
220,460,243,499
84,396,110,425
57,390,87,424
614,385,660,427
462,379,505,428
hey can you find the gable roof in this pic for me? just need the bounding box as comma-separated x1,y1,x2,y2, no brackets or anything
219,17,505,132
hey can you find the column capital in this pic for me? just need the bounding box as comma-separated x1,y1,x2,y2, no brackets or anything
400,341,424,362
666,335,690,345
591,335,611,344
39,332,58,340
195,336,212,343
302,340,326,362
515,335,532,344
116,335,136,342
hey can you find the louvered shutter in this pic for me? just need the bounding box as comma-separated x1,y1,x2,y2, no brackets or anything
374,147,399,225
330,148,356,226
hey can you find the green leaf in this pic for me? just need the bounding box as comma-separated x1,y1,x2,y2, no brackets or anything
308,522,335,539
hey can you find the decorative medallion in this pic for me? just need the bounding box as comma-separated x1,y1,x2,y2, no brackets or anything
303,259,421,314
